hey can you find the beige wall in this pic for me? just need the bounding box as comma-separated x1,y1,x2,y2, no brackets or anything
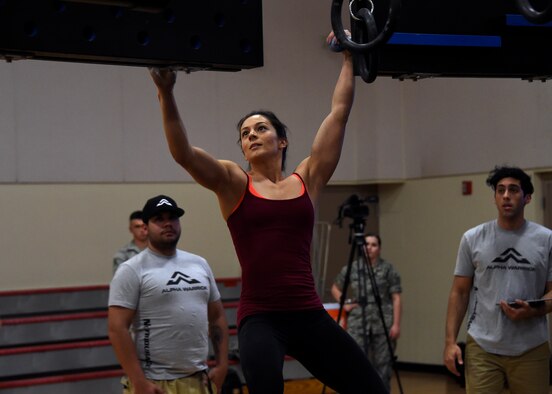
0,183,240,290
1,182,379,292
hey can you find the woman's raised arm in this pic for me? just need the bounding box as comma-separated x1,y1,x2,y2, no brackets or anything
296,32,355,201
150,68,241,195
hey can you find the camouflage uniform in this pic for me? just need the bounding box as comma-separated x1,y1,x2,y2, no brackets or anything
333,257,401,392
112,240,143,273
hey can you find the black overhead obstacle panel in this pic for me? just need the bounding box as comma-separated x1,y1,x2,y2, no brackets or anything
0,0,263,72
333,0,552,82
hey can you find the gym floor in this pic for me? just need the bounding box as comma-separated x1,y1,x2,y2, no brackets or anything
240,370,466,393
241,370,552,393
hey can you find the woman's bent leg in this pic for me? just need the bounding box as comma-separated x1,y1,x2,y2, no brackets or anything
238,315,287,394
290,311,388,394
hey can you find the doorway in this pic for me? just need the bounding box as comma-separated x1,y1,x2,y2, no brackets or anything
541,173,552,230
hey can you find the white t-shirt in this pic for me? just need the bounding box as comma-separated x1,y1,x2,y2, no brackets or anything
109,248,221,379
455,220,552,355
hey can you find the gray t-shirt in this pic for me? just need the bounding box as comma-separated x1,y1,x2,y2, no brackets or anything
455,220,552,355
109,248,221,380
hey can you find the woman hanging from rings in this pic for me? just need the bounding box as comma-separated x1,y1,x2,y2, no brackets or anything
149,31,388,394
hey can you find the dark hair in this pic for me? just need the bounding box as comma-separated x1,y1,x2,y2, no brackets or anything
129,210,143,221
236,110,288,171
486,165,534,195
364,233,381,247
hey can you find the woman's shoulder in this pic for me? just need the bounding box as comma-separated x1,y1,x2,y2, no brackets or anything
218,160,247,183
212,161,248,219
293,159,326,202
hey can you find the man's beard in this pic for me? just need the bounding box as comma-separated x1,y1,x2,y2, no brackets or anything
150,232,180,251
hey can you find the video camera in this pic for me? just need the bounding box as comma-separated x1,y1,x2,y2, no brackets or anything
335,194,372,227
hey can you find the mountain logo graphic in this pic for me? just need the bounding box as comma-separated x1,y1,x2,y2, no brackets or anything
157,199,173,207
166,271,201,285
492,248,531,264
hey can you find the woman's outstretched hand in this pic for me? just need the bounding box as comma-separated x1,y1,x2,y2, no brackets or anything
149,67,177,92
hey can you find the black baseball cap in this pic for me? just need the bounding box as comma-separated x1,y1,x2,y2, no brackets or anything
142,195,185,223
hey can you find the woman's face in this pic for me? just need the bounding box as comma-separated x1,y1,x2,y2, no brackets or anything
239,115,287,163
364,236,381,262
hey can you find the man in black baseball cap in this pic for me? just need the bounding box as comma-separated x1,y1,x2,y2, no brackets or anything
141,194,185,224
109,194,228,393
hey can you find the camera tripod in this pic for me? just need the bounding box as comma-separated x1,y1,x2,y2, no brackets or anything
333,219,404,394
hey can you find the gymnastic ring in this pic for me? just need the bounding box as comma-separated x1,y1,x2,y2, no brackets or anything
515,0,552,24
331,0,401,53
353,8,379,83
349,0,374,20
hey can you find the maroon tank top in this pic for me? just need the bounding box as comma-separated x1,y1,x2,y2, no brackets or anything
227,173,323,325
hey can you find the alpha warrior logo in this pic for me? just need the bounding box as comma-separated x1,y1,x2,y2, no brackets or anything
492,248,531,264
157,198,173,207
162,271,207,293
487,248,534,272
167,271,201,285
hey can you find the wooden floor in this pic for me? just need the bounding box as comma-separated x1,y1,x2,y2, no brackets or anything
240,371,464,394
389,371,465,394
241,371,552,393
